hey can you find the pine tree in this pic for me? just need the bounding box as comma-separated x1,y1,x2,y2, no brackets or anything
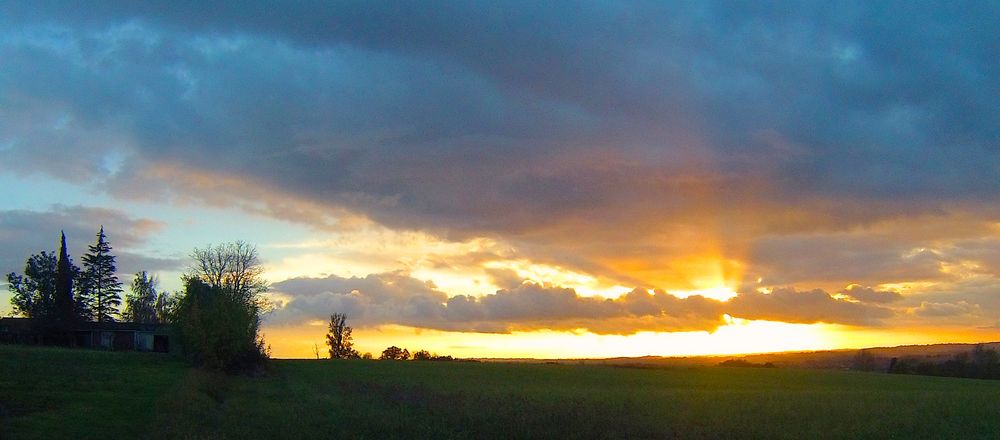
53,231,78,326
80,226,123,322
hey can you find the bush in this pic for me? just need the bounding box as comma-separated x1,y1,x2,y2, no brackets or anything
380,346,410,360
173,277,268,373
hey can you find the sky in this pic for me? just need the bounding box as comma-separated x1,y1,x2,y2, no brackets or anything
2,1,999,358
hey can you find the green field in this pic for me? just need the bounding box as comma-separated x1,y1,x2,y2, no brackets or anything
3,345,1000,439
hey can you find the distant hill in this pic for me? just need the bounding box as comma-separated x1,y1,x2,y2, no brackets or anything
477,342,1000,371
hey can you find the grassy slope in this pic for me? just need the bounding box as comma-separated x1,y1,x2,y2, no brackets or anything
0,345,188,440
206,360,1000,439
4,346,1000,439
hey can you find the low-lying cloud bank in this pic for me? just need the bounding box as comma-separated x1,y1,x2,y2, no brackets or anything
3,3,1000,292
268,272,900,334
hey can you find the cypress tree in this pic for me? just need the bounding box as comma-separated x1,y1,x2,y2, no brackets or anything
53,231,77,327
80,226,123,322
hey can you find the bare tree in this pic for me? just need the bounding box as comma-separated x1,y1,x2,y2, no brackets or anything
189,241,269,306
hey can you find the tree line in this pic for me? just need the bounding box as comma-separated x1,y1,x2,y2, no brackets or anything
6,231,270,374
8,229,450,369
6,228,172,328
324,312,453,361
887,345,1000,379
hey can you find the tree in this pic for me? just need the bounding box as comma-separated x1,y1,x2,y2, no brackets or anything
380,346,410,361
123,271,158,323
412,350,431,361
7,251,58,318
53,232,78,327
173,276,268,373
851,349,879,372
153,290,177,324
175,241,270,373
326,313,358,359
79,227,123,322
189,241,268,305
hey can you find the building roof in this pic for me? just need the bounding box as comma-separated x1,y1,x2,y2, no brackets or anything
0,317,172,333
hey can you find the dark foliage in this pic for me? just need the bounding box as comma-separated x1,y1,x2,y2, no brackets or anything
79,227,123,322
7,252,58,319
6,232,88,329
53,232,77,328
173,277,269,374
380,346,410,361
411,350,453,361
123,271,158,323
889,345,1000,379
326,313,358,359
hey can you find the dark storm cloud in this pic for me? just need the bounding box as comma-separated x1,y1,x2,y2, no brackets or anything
270,273,893,333
0,206,182,276
2,2,999,299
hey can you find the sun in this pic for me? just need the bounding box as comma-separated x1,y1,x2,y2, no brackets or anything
667,286,738,301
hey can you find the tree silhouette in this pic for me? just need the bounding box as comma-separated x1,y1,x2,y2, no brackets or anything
173,276,269,372
153,289,176,324
53,232,78,327
189,241,268,304
175,241,270,373
7,251,58,318
123,271,158,323
380,346,410,360
326,313,358,359
79,227,123,322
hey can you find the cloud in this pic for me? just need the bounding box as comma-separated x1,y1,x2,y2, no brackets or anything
728,287,895,326
270,272,895,333
839,284,903,304
913,301,982,318
483,268,524,290
0,205,181,276
1,3,999,295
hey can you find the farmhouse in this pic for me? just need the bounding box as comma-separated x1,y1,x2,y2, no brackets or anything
0,317,176,353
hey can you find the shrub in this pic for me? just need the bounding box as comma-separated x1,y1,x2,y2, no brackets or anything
173,277,268,373
380,346,410,360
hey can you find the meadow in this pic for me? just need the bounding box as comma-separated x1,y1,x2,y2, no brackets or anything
3,345,1000,439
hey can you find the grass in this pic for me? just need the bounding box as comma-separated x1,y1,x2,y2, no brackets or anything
0,344,188,440
4,345,1000,439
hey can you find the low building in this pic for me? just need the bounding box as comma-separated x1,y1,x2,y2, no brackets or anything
0,317,176,353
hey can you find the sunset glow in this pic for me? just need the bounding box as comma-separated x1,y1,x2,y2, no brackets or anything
3,2,1000,360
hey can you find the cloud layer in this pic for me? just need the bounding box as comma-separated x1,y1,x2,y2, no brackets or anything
269,272,896,334
2,2,999,329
